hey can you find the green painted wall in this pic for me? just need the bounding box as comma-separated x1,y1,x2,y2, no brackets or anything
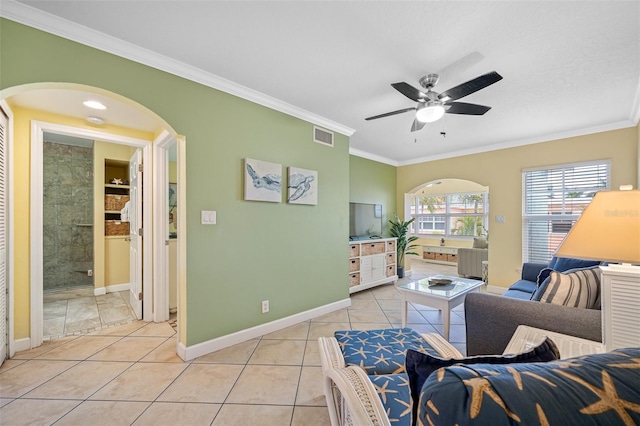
349,155,397,236
1,19,349,346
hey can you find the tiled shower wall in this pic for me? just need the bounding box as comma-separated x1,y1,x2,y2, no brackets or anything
43,141,94,290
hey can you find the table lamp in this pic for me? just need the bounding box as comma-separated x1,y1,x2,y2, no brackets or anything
555,187,640,350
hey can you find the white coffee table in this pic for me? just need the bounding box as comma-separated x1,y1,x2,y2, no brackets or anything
398,275,484,341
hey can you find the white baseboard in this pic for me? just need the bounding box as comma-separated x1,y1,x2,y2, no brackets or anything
179,297,352,361
13,337,31,353
106,283,130,293
486,284,506,295
94,283,130,296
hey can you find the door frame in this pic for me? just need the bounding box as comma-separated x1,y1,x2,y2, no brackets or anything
152,130,173,322
0,102,14,360
30,120,153,348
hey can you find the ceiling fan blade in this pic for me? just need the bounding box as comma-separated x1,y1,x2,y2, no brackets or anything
411,119,426,132
365,107,415,121
391,82,426,102
445,102,491,115
438,71,503,102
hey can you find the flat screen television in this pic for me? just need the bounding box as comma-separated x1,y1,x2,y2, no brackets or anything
349,203,383,240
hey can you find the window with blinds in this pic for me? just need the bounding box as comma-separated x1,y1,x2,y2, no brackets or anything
409,192,489,237
522,160,610,263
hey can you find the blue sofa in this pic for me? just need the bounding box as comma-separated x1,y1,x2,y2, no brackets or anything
502,257,602,300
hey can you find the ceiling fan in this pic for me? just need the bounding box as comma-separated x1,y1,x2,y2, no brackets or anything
366,71,503,132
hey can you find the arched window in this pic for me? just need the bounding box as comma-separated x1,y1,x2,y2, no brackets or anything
406,179,489,239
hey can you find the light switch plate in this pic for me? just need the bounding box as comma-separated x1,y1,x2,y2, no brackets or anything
201,210,217,225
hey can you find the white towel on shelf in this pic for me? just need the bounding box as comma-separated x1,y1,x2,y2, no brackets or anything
120,201,130,222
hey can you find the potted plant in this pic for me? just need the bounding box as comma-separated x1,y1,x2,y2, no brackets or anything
388,214,419,278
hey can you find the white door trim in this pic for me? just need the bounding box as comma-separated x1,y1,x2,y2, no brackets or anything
30,120,153,348
0,101,14,361
152,130,173,322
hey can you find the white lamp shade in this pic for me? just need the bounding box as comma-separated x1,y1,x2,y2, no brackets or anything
555,190,640,264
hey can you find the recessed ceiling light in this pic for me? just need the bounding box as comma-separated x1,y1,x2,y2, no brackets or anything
83,100,107,110
87,116,104,125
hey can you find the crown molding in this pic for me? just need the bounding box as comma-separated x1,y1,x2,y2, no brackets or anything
397,119,636,167
348,147,399,167
0,1,355,137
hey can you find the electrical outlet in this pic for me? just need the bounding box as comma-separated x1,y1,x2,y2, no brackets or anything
87,269,93,277
261,300,269,313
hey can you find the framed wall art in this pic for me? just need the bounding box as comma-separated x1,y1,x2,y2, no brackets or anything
288,166,318,205
244,158,282,202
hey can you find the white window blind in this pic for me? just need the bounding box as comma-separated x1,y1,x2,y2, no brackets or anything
522,161,610,263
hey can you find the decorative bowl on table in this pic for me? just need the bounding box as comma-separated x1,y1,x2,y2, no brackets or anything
428,278,453,286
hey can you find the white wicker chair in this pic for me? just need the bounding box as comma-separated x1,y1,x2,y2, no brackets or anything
318,332,462,426
318,327,604,426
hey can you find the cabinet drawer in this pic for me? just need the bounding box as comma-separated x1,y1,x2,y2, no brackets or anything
361,242,385,256
349,258,360,273
386,252,396,265
423,251,436,260
349,244,360,257
447,254,458,263
435,253,448,262
386,265,396,277
349,273,360,287
385,240,396,252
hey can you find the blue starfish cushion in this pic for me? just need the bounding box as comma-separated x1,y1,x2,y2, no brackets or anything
406,337,560,426
417,347,640,426
369,373,412,425
334,328,440,375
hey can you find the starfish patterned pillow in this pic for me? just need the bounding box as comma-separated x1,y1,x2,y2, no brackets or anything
416,347,640,426
406,337,560,426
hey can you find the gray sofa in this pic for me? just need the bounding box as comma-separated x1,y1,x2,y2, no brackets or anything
464,292,602,355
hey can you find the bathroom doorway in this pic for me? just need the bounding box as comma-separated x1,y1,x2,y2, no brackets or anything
41,132,137,340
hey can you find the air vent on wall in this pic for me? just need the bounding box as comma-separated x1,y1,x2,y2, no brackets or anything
313,126,334,147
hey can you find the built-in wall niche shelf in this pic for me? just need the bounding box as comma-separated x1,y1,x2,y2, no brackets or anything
104,159,130,236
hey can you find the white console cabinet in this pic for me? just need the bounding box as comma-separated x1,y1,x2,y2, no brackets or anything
349,238,397,293
422,245,459,265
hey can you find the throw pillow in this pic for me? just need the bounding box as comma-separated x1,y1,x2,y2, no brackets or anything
405,337,560,426
472,237,488,249
539,267,601,309
417,347,640,426
551,257,600,272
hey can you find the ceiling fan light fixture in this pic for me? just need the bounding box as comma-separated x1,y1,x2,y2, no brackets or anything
415,103,445,123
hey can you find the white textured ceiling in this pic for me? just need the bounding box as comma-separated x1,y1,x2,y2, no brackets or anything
4,1,640,165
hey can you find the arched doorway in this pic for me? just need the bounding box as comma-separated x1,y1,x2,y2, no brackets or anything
1,83,185,356
405,178,489,279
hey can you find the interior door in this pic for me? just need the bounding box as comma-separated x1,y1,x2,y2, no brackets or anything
0,109,8,365
129,150,143,319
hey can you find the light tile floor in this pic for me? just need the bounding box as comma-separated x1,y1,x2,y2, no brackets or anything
1,262,467,425
43,287,138,340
